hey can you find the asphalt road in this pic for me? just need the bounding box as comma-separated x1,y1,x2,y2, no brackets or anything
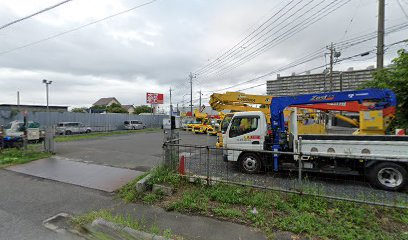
56,131,164,171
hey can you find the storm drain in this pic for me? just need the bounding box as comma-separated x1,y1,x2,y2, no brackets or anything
7,158,143,192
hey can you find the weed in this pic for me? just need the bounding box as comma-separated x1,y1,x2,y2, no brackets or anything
0,148,51,167
142,192,164,204
148,165,182,187
212,204,243,219
72,209,178,239
117,172,149,202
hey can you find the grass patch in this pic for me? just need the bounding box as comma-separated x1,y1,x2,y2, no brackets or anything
0,147,52,168
120,168,408,240
55,128,161,142
118,166,183,204
72,209,178,239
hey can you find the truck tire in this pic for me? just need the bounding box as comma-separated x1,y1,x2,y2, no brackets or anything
368,162,407,191
86,129,91,134
65,130,72,135
239,153,261,174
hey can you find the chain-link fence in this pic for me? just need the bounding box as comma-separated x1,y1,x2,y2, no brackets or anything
163,142,408,209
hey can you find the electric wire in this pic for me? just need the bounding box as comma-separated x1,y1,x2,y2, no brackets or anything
0,0,158,56
0,0,74,31
196,0,351,83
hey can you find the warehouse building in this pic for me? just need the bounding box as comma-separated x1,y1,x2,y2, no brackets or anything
266,67,375,96
0,104,68,112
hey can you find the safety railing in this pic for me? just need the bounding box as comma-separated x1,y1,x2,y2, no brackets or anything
163,142,408,209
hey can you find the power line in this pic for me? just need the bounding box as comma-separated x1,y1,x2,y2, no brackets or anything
195,0,301,75
230,39,408,93
207,0,350,80
201,21,408,94
396,0,408,20
0,0,158,56
0,0,74,31
196,0,317,78
196,0,347,79
196,0,350,83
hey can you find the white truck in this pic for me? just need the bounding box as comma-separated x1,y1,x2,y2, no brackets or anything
222,89,408,191
3,120,45,143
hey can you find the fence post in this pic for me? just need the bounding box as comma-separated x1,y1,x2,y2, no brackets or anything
298,137,303,192
163,142,170,168
206,146,210,185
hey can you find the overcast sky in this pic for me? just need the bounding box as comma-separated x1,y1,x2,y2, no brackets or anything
0,0,407,109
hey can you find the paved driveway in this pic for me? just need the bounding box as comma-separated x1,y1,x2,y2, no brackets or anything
56,131,164,171
55,130,217,171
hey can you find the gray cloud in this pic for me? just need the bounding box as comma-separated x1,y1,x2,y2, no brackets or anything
0,0,407,107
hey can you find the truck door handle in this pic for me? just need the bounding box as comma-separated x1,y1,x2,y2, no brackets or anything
252,141,260,145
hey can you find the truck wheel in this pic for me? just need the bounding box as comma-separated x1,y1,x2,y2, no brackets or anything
65,130,72,135
86,129,91,134
368,162,407,191
239,153,261,174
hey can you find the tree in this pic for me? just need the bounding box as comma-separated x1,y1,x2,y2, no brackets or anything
363,48,408,128
134,105,153,114
71,107,88,113
106,103,128,113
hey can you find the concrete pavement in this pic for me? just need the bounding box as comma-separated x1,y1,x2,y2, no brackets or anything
0,169,266,240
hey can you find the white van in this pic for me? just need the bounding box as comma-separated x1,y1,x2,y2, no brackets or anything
124,120,146,130
56,122,92,135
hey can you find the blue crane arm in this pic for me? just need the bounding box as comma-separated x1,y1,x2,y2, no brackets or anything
269,88,396,171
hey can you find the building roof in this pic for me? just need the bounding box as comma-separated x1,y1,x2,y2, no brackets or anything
93,97,120,106
0,104,68,109
122,105,134,110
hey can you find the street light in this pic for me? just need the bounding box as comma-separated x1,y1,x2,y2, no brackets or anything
42,79,53,153
42,79,52,126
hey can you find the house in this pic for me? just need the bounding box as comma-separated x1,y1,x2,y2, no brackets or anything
93,97,121,107
122,105,135,114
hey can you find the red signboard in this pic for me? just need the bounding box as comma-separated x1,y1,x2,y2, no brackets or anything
146,93,164,104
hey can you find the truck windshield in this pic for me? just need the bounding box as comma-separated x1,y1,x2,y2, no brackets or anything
4,123,12,129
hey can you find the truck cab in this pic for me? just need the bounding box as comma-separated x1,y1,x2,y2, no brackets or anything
3,120,44,143
223,111,268,172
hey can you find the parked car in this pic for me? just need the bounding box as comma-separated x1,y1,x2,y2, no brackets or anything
124,120,146,130
56,122,92,135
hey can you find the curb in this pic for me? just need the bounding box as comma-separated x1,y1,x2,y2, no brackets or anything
136,173,152,193
91,218,171,240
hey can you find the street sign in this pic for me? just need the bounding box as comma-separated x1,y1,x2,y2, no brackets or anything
146,93,164,104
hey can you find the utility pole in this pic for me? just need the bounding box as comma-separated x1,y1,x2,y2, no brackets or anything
17,91,20,106
169,87,172,117
377,0,385,70
328,42,334,92
189,72,196,115
198,90,202,109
